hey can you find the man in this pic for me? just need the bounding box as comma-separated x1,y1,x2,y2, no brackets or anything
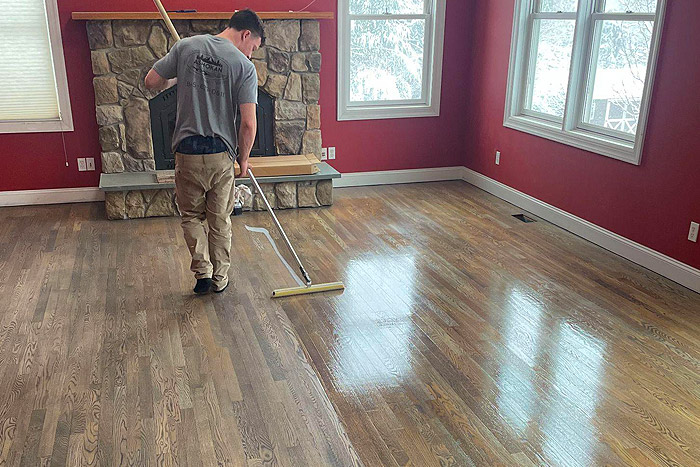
145,9,263,295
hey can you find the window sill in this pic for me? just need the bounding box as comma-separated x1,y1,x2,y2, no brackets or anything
503,114,640,165
338,102,440,121
0,118,74,134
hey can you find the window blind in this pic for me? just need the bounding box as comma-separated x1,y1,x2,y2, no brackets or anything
0,0,60,121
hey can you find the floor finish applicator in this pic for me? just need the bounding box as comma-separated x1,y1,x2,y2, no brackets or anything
247,171,345,298
152,0,345,298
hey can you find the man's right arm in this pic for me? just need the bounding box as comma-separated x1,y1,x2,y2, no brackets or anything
144,69,176,91
145,42,179,91
237,103,257,177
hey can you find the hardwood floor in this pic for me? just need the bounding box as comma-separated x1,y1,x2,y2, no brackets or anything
0,202,359,466
1,180,699,466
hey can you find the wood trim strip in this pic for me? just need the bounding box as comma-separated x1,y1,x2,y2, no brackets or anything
72,11,334,20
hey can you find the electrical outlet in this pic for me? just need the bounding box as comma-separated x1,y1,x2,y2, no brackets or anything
86,157,95,171
329,147,336,160
496,151,501,165
77,158,86,172
689,222,699,243
321,147,328,160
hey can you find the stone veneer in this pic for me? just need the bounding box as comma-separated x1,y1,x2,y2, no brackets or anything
86,18,329,220
103,178,333,220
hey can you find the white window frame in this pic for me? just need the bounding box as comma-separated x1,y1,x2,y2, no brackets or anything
504,0,667,165
337,0,446,121
0,0,73,134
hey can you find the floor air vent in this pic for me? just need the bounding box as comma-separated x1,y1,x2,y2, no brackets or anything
513,214,536,223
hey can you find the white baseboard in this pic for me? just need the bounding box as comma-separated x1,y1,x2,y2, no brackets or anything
461,167,700,293
0,187,104,207
334,166,464,188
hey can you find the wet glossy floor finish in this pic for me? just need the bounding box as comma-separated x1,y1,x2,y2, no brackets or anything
1,181,699,466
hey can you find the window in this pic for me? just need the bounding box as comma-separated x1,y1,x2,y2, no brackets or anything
337,0,446,120
0,0,73,133
504,0,667,164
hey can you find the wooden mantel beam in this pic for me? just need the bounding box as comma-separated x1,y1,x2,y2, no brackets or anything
72,11,334,20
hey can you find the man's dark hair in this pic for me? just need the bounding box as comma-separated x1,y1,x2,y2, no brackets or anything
228,9,265,44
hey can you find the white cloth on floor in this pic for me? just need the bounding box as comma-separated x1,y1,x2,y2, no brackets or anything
233,184,252,205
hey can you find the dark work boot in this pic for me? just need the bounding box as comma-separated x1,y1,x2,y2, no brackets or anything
213,279,229,294
194,278,212,295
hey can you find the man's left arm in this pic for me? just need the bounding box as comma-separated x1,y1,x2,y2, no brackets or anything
237,103,257,177
236,64,259,177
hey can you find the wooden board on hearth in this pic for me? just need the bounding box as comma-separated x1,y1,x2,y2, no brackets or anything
155,170,175,184
234,154,321,177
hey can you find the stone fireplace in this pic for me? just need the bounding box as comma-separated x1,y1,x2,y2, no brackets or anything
84,15,331,219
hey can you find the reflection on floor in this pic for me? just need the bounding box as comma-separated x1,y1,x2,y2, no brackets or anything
279,182,700,466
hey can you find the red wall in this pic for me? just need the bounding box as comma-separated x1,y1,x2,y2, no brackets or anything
0,0,471,191
465,0,700,270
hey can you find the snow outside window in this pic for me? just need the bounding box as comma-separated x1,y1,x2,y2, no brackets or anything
504,0,666,165
337,0,446,121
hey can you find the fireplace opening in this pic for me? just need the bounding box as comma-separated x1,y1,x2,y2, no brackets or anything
149,86,276,170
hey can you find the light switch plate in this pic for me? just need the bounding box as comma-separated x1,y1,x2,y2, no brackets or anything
689,222,699,242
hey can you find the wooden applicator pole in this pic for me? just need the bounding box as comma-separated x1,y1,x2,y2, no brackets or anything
152,0,181,41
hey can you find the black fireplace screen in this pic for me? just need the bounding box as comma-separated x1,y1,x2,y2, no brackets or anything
149,85,275,170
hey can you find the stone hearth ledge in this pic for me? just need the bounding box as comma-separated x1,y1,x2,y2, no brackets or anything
99,163,340,220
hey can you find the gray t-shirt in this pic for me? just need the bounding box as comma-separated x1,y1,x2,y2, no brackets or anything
153,35,258,154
